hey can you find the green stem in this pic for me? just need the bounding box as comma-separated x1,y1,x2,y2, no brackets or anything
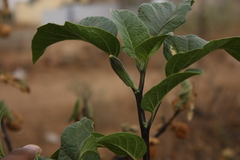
132,61,150,160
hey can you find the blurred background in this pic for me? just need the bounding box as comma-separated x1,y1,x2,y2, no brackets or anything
0,0,240,160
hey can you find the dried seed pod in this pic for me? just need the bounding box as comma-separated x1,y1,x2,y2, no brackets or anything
149,137,160,159
150,144,157,160
0,24,12,38
171,96,179,107
221,148,236,159
149,137,160,145
171,122,189,139
171,96,188,111
0,72,30,93
5,111,23,132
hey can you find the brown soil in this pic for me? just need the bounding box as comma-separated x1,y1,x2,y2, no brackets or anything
0,27,240,160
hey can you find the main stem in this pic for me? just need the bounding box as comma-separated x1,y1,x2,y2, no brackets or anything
133,68,150,160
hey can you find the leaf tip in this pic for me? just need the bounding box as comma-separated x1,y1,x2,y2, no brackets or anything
32,54,39,64
110,8,117,14
191,0,195,6
32,59,36,64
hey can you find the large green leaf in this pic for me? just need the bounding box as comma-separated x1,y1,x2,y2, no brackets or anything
138,0,194,36
141,69,203,114
97,132,146,160
163,34,208,60
165,37,240,76
135,35,169,61
76,16,118,36
58,118,94,160
111,9,150,58
32,17,120,63
79,135,101,160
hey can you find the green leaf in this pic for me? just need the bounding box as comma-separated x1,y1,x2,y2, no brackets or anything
58,118,94,160
111,9,150,58
163,40,172,60
76,16,118,36
163,34,208,60
80,154,100,160
0,101,13,121
91,132,105,139
135,35,169,61
50,149,59,160
79,135,101,160
165,37,240,76
138,0,194,36
141,69,203,114
97,132,146,160
32,17,120,63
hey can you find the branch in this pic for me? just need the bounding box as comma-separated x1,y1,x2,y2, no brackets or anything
1,119,12,152
154,110,180,138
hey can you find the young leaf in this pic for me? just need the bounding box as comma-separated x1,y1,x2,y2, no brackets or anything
135,35,169,61
58,118,94,160
163,34,208,60
79,135,101,160
165,37,240,76
0,101,13,121
32,17,120,63
141,69,203,114
68,98,81,122
111,9,150,58
97,132,146,160
138,0,194,36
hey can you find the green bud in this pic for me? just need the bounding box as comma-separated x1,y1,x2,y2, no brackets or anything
109,55,137,90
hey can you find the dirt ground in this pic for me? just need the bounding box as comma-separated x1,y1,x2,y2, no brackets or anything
0,26,240,160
